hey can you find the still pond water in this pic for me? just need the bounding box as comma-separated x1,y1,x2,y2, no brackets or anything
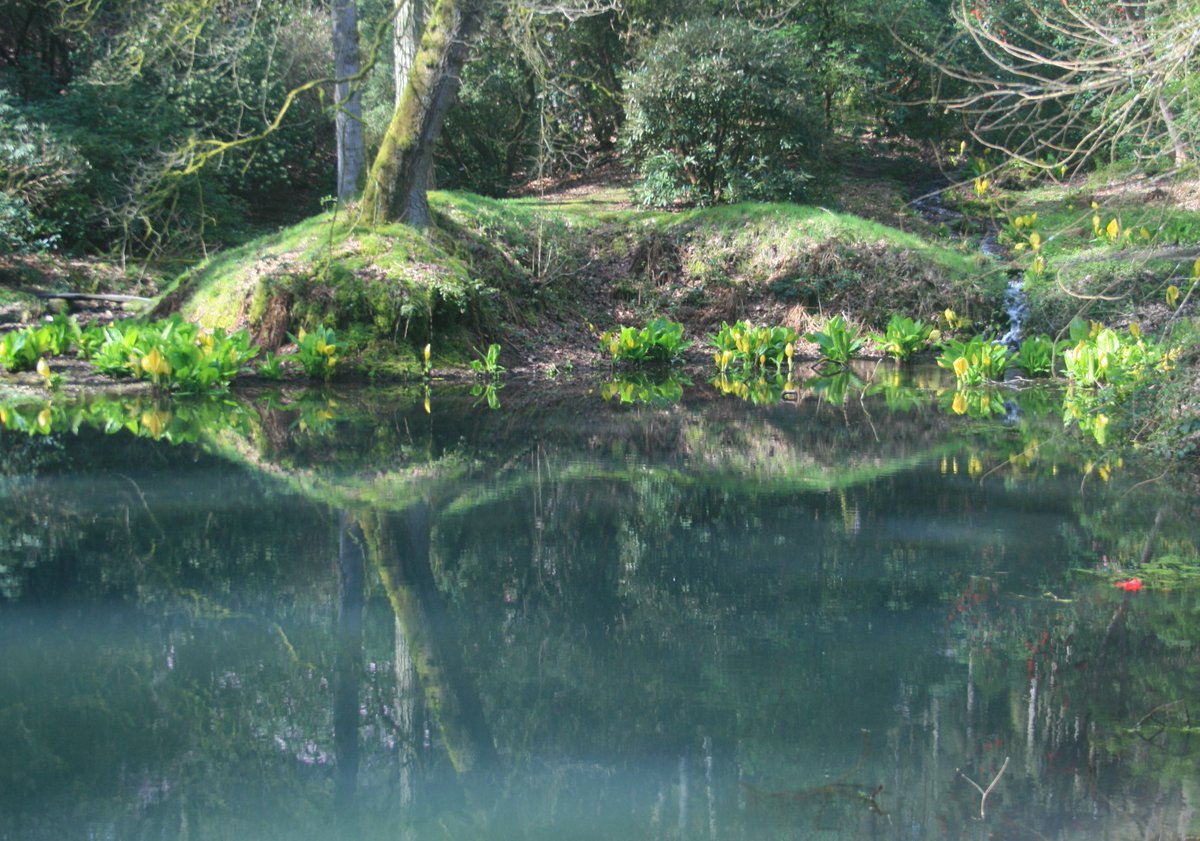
1,369,1199,840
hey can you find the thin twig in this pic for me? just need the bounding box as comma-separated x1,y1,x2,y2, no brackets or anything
959,755,1009,819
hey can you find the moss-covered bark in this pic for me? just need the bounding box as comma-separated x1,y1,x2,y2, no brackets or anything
360,505,499,776
360,0,484,229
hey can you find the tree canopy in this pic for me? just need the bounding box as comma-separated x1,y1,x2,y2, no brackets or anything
0,0,1196,249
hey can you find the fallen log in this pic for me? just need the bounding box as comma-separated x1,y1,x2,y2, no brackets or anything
32,291,152,304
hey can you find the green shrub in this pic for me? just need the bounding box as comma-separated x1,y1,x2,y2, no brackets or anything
289,325,339,380
806,315,866,366
1061,319,1169,387
600,318,691,365
1011,334,1059,377
709,321,797,372
870,314,935,362
0,90,87,252
469,343,505,378
621,18,819,207
82,316,259,392
936,336,1010,385
0,315,83,371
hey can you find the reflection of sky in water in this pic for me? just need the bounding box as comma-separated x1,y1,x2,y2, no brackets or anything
0,384,1196,840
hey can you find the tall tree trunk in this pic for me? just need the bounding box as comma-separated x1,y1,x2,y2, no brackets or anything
361,505,499,777
334,510,366,832
360,0,482,229
333,0,366,201
394,0,435,191
394,0,428,107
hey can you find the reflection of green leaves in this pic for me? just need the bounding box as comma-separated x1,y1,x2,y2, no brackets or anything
865,373,924,411
602,373,687,405
0,395,255,443
710,371,793,405
470,381,503,409
806,370,864,404
944,387,1007,419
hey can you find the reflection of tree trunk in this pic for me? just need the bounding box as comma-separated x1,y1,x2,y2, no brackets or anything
394,614,422,807
361,505,498,777
334,511,366,831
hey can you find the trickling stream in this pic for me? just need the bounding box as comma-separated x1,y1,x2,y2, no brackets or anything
911,186,1028,347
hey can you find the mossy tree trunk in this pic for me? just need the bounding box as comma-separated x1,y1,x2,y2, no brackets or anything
360,0,483,230
360,505,499,777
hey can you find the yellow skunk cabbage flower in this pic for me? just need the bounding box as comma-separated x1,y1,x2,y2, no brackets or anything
141,346,171,380
1166,285,1180,307
952,357,969,380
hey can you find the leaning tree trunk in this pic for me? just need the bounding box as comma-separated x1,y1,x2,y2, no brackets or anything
360,0,482,229
333,0,366,201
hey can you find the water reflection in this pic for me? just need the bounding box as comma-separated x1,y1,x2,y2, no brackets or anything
1,376,1198,840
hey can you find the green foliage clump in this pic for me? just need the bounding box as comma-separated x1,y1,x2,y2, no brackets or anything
621,18,819,207
0,314,81,372
1061,319,1169,388
82,316,259,392
709,321,797,373
469,343,505,378
870,314,935,362
600,318,691,365
806,315,866,366
289,325,339,381
937,336,1010,385
1011,334,1059,378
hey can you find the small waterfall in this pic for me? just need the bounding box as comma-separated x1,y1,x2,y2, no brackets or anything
998,278,1029,348
977,229,1027,349
911,188,1029,349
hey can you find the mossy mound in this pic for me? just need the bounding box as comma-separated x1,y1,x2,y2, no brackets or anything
149,190,997,375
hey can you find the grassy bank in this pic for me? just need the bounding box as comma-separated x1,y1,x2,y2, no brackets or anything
150,189,997,375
